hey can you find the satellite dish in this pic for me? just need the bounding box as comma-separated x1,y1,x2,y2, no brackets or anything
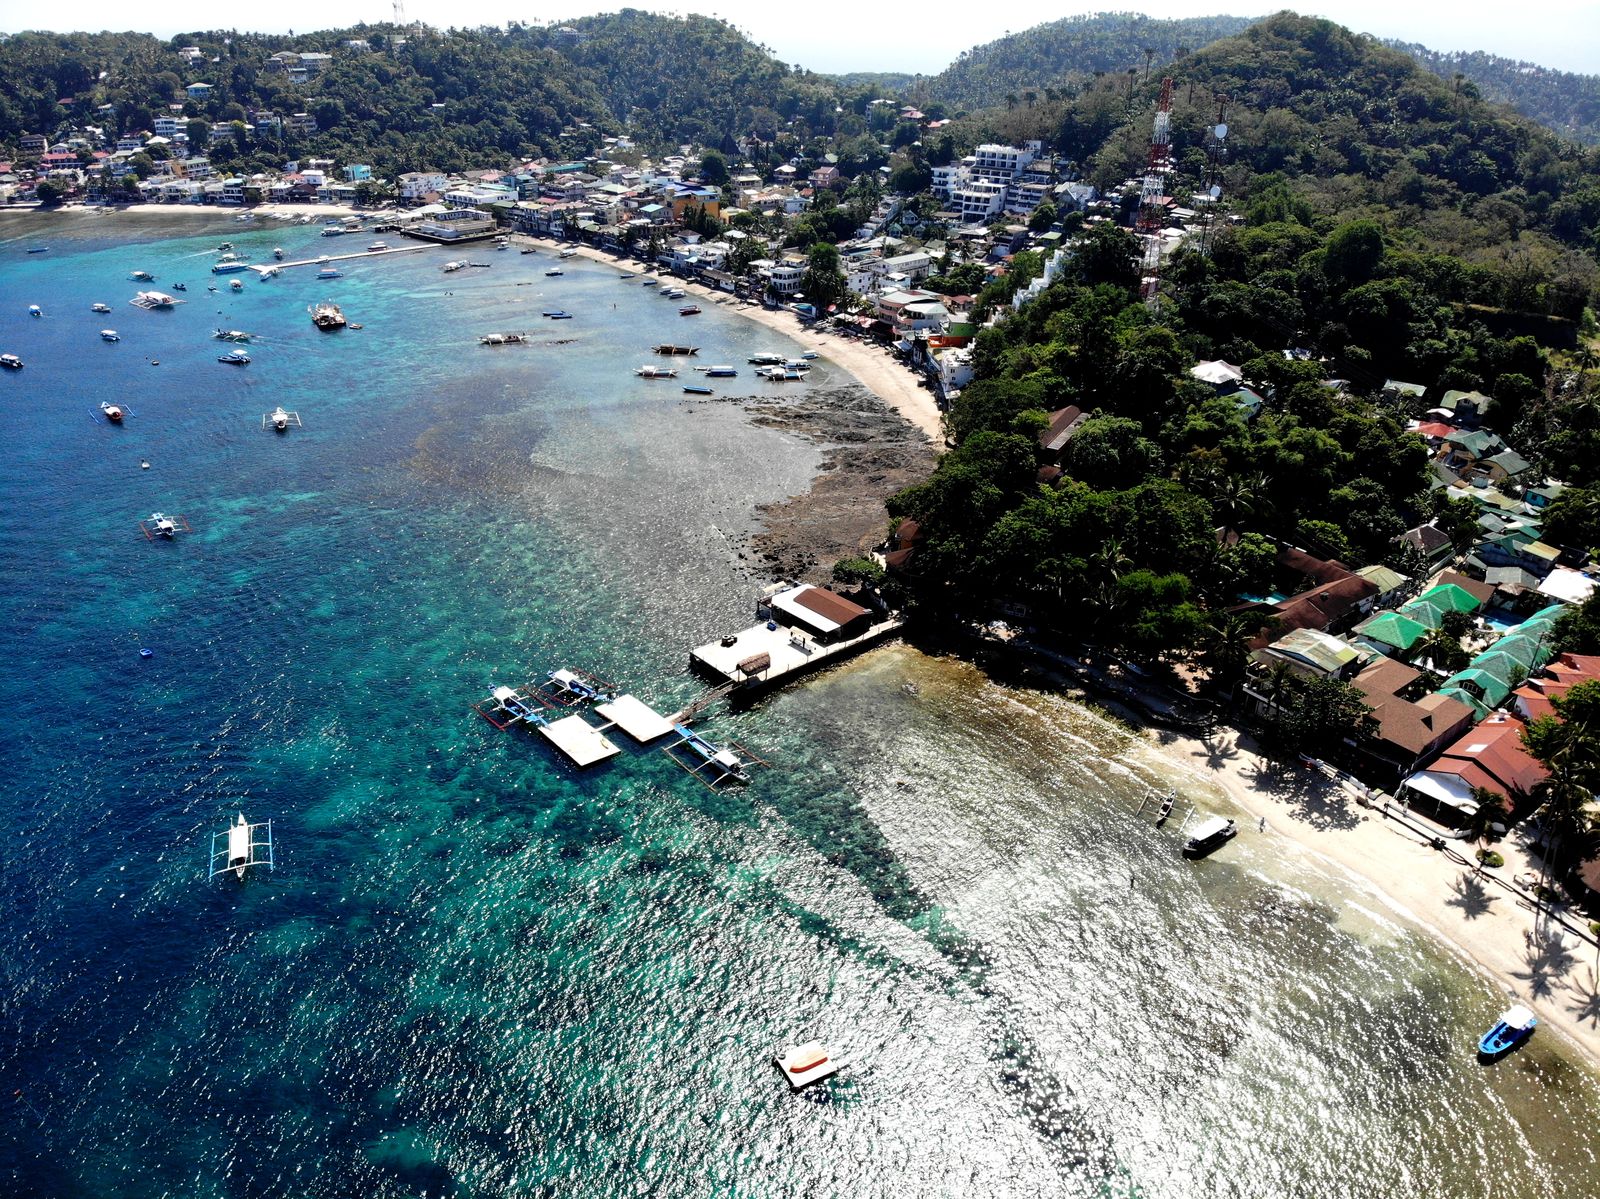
1214,123,1229,140
1209,184,1222,199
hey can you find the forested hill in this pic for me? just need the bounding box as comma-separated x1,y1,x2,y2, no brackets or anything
915,12,1256,112
1391,42,1600,147
0,15,855,170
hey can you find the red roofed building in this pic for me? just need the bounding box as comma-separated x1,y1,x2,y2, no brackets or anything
1511,653,1600,723
1400,712,1548,822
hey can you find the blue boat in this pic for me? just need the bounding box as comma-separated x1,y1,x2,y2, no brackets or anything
1478,1005,1536,1058
683,385,713,395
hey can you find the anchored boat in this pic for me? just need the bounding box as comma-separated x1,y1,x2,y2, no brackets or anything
263,406,302,432
1479,1005,1537,1058
208,813,275,881
310,301,346,331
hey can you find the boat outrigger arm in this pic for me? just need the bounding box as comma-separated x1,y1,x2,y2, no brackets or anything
208,815,274,880
472,684,555,731
661,724,769,790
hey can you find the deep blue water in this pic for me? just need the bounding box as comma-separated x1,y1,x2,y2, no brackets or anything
4,212,1600,1199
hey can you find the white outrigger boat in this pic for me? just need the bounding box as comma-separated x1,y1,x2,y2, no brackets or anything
634,365,678,379
263,406,302,432
139,511,191,540
208,813,275,881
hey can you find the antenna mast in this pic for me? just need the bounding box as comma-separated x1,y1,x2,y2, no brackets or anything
1136,76,1173,308
1197,93,1231,259
393,0,405,25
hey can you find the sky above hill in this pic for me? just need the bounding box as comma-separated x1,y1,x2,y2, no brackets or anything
12,2,1600,77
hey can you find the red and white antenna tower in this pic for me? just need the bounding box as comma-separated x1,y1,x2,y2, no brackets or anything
1136,76,1174,307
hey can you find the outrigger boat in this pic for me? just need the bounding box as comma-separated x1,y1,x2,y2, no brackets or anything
139,511,191,540
263,406,302,432
653,344,698,355
1479,1005,1537,1058
94,401,130,423
635,365,678,379
662,724,768,790
208,813,274,881
479,332,530,345
213,329,252,343
130,291,182,309
538,668,617,706
683,385,713,395
473,683,555,731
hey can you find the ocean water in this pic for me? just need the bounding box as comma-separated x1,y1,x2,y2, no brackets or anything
3,212,1600,1199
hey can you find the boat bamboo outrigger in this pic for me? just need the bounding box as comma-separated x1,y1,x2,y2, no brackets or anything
635,365,678,379
654,344,699,355
537,668,618,707
263,407,302,432
208,813,274,881
661,724,768,789
473,683,554,731
93,401,131,424
130,291,182,310
139,511,192,540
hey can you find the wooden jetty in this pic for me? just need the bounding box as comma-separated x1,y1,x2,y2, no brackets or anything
251,246,427,275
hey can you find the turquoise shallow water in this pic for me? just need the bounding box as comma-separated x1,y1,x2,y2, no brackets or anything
4,212,1600,1199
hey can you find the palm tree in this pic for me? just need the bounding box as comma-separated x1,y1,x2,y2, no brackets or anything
1142,47,1156,83
1202,609,1260,697
1462,786,1506,871
1212,471,1265,540
1414,626,1469,674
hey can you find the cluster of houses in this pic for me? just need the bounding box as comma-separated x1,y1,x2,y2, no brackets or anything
1198,364,1598,893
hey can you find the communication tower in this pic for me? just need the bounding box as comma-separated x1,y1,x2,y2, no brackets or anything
1136,77,1174,307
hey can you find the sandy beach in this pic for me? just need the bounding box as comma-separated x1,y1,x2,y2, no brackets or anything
518,234,947,442
1149,721,1600,1065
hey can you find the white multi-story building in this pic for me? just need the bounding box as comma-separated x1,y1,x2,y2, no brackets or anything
760,259,805,296
973,143,1035,179
952,179,1006,222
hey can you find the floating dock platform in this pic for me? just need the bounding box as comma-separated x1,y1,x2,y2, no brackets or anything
594,695,675,742
540,714,620,766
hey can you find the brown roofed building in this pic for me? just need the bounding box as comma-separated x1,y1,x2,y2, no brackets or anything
1400,712,1548,822
1038,405,1089,459
1248,574,1379,648
1435,569,1496,608
1277,546,1353,587
768,584,873,643
1349,658,1476,784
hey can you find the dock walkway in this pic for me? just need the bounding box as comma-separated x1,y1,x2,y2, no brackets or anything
690,617,902,691
252,246,428,275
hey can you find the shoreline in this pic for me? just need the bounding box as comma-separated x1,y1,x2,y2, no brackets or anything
518,233,947,442
1149,718,1600,1068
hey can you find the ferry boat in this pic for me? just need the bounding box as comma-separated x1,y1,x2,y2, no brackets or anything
320,225,346,237
1182,815,1237,858
634,365,678,379
679,304,702,316
310,301,346,331
1479,1005,1537,1058
91,302,111,313
1,353,24,369
317,267,343,280
99,329,120,342
211,259,250,275
218,349,251,365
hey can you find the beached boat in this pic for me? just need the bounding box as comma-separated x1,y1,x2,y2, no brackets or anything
218,349,251,365
99,329,120,342
559,248,577,259
704,366,737,377
1183,815,1237,858
635,365,678,379
1479,1005,1537,1057
310,301,346,331
1,353,24,369
683,385,713,395
641,278,658,287
654,344,699,356
213,329,252,343
618,272,635,278
679,304,702,316
521,247,538,255
91,302,111,314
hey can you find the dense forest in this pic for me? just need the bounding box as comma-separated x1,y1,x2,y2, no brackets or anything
913,12,1256,113
0,13,881,173
887,14,1600,695
1393,42,1600,148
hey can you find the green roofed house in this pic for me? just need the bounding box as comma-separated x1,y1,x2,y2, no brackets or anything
1481,449,1533,486
1519,604,1566,630
1415,582,1482,615
1355,611,1430,654
1384,380,1427,402
1438,685,1491,720
1400,600,1448,630
1356,564,1409,608
1440,667,1512,710
1470,651,1531,689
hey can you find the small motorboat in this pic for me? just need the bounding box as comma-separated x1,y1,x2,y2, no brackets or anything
28,304,41,317
521,247,537,255
1183,815,1237,858
91,302,111,313
218,349,251,365
26,246,48,254
641,278,658,287
443,260,467,273
545,268,564,277
683,385,713,395
367,241,388,252
217,241,234,251
679,304,702,316
229,279,244,292
172,282,187,292
541,309,568,318
618,272,635,279
704,366,737,377
558,248,577,259
100,329,120,342
1,353,24,370
130,270,155,281
774,1041,842,1090
1479,1005,1537,1058
273,247,285,260
801,350,819,360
